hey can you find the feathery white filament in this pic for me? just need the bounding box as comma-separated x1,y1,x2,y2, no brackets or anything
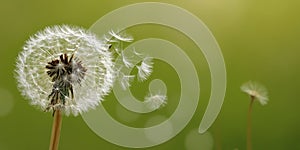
15,25,115,116
144,93,167,110
121,51,134,68
109,30,133,42
132,48,143,57
118,72,135,90
137,57,153,82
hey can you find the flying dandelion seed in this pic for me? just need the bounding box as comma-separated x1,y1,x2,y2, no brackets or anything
109,30,133,42
114,50,154,90
144,93,167,110
118,72,135,90
132,48,143,57
106,30,154,89
15,25,115,116
137,57,153,82
120,51,134,68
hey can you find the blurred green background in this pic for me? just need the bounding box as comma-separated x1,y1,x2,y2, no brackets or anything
1,0,299,149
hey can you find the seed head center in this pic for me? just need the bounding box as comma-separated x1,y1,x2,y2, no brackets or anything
45,53,87,113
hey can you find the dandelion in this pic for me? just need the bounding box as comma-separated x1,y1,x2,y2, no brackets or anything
137,57,153,82
144,93,167,110
15,25,114,150
241,81,268,105
241,81,269,150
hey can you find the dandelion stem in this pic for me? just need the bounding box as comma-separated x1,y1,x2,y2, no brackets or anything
49,110,62,150
247,97,254,150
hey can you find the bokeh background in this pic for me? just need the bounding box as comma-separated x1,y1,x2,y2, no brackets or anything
1,0,299,149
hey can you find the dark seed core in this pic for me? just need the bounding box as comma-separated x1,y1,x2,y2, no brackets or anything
45,53,87,115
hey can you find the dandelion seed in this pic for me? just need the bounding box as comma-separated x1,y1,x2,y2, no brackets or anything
121,51,133,68
118,72,135,90
241,81,269,105
144,93,167,110
137,57,153,82
15,25,115,116
132,48,143,57
109,30,133,42
103,34,116,43
114,45,122,55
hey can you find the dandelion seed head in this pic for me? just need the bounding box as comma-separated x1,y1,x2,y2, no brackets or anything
15,25,115,116
241,81,269,105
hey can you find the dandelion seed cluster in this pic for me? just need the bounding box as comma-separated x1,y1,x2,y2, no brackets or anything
16,25,114,116
107,30,154,90
107,32,167,110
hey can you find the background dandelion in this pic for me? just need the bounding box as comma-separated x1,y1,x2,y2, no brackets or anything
241,81,269,105
241,81,269,150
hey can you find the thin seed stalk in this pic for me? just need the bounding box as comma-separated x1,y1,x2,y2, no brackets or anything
49,110,62,150
247,97,254,150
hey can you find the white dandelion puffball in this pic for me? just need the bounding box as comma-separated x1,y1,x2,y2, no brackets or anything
241,81,269,105
15,25,114,116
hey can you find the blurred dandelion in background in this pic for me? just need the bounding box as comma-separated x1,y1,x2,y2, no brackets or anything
241,81,269,105
241,81,269,150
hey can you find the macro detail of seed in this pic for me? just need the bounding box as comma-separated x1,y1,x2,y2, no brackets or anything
45,53,87,114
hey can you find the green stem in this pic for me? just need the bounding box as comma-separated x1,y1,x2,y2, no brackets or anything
247,97,254,150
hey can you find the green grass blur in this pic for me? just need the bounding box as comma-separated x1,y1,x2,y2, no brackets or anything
0,0,299,149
